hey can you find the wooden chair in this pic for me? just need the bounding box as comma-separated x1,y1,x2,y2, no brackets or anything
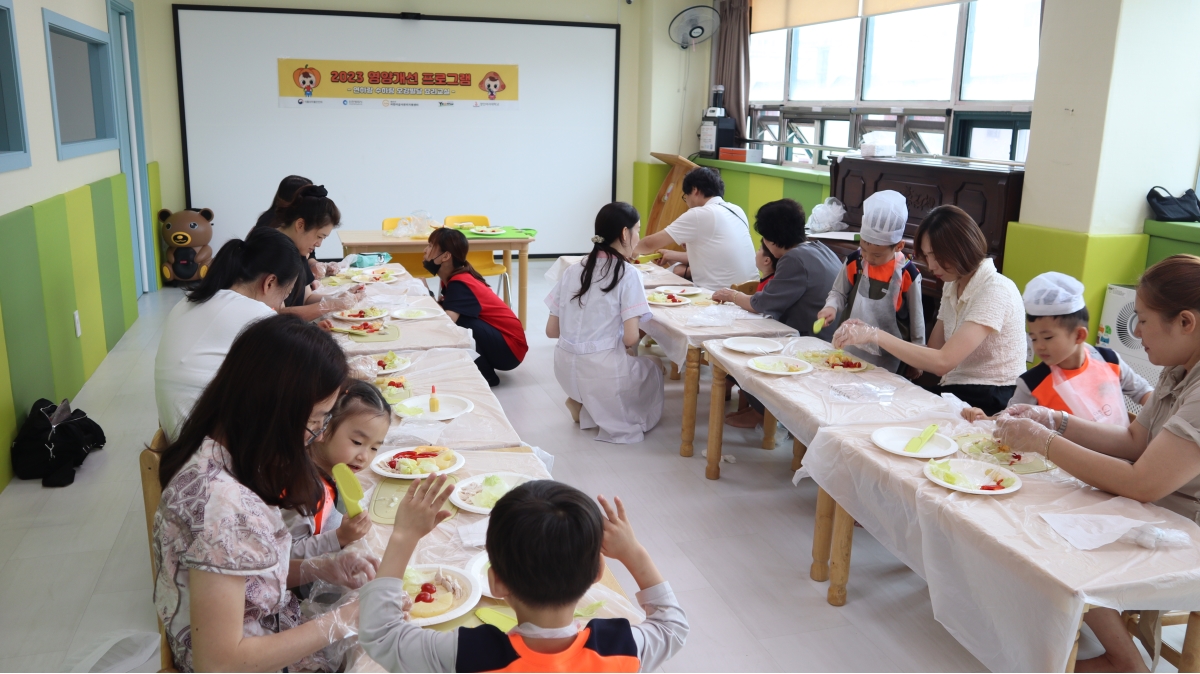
730,279,759,295
139,430,178,673
1122,610,1200,671
443,215,512,304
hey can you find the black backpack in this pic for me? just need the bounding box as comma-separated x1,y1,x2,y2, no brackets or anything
11,398,106,487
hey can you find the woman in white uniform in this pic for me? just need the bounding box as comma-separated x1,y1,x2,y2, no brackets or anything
546,202,663,443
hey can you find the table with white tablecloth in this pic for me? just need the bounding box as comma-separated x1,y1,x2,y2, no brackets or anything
544,256,696,289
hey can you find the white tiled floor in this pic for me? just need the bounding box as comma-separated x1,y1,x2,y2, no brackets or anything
0,260,1182,672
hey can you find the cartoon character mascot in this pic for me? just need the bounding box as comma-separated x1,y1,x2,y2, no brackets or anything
294,64,321,97
479,71,505,100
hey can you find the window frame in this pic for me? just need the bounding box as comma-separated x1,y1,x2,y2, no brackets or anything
42,8,119,160
747,0,1038,168
948,110,1031,161
0,0,31,172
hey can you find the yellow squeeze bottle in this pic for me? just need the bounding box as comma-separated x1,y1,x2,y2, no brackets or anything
429,385,440,413
331,463,365,518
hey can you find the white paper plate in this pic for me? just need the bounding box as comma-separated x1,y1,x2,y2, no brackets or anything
466,551,496,598
332,309,390,322
748,355,813,376
405,564,482,627
871,427,959,459
656,285,703,296
390,308,440,321
352,273,399,284
724,337,784,355
370,353,412,375
393,394,474,421
646,294,690,307
370,447,466,479
923,458,1022,495
471,227,506,236
450,472,535,515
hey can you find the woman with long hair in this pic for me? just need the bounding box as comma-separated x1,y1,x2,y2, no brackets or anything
424,227,527,385
545,202,662,442
269,184,363,319
154,227,303,440
153,315,375,671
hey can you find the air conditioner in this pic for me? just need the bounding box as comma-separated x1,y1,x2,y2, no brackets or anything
1098,284,1162,413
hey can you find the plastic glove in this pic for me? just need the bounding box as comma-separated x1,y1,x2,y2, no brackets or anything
832,319,878,349
999,403,1060,430
301,550,380,589
309,257,328,280
347,355,380,381
310,597,360,644
323,262,342,276
960,407,988,422
994,416,1054,454
317,288,365,314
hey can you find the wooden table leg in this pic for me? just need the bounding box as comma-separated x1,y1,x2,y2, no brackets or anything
1181,611,1200,673
1066,606,1089,672
827,502,855,606
706,362,727,479
762,408,778,450
501,249,512,306
792,436,807,470
518,245,528,328
811,487,835,582
680,346,702,457
669,362,680,380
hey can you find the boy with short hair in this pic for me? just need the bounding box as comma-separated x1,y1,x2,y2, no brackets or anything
358,475,688,673
816,190,925,373
962,271,1152,424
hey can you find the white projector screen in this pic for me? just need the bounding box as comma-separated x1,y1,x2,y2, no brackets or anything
174,7,618,257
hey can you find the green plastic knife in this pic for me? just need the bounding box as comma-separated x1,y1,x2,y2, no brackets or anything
476,607,518,632
905,424,939,453
813,317,825,334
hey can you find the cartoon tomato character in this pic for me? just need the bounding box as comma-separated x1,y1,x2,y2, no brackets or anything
479,71,505,100
294,64,321,97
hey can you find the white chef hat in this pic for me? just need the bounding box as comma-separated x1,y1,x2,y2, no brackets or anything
859,190,908,246
1023,272,1087,316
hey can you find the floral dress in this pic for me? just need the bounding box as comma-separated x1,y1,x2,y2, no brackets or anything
152,438,331,672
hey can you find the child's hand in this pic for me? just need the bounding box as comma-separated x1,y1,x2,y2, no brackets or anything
598,495,664,591
816,306,836,324
961,407,988,423
336,511,372,548
392,474,453,541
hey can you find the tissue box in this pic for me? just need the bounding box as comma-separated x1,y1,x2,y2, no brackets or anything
718,147,763,163
861,143,896,158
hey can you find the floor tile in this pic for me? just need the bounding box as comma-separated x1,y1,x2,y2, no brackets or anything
0,551,105,656
661,588,781,673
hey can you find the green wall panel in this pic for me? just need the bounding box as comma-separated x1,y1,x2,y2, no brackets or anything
0,207,56,416
632,161,670,236
105,174,139,330
783,179,826,219
90,178,127,351
32,197,85,402
148,161,164,289
0,297,15,491
747,174,784,251
719,169,750,217
65,186,107,379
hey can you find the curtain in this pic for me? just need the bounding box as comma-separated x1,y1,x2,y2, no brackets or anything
715,0,750,140
751,0,965,33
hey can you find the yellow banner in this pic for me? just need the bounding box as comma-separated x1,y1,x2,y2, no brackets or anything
278,59,519,109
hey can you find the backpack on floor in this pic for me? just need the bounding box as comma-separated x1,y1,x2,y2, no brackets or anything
11,398,106,487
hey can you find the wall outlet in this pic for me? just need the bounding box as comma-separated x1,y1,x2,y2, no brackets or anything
74,310,81,337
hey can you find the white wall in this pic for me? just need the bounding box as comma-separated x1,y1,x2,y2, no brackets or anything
0,0,120,217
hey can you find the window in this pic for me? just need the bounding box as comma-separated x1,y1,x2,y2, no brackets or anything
748,29,787,102
788,18,859,101
960,0,1040,101
862,4,959,101
42,9,118,160
950,112,1031,161
0,0,30,172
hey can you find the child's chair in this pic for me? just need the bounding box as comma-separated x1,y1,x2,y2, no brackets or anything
443,215,512,304
381,218,435,280
139,429,178,672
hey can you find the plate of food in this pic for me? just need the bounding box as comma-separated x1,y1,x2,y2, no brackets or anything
748,355,813,376
371,446,464,479
723,337,783,355
466,551,496,598
924,458,1022,495
371,351,411,375
375,375,411,404
333,307,388,322
393,394,474,421
793,349,872,373
402,565,481,626
871,425,959,459
656,285,703,296
471,226,507,236
391,307,440,321
957,433,1054,474
333,320,387,335
450,472,534,515
646,291,690,307
352,269,399,284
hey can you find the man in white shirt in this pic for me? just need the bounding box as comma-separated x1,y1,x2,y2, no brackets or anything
633,167,758,290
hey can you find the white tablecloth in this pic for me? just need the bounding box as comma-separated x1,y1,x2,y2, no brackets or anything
640,305,796,366
545,255,696,289
804,422,1200,672
332,294,475,355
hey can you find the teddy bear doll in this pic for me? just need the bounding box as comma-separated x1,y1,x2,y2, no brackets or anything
159,208,214,283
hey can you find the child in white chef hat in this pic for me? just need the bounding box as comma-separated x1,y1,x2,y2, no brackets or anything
961,271,1152,425
816,190,925,373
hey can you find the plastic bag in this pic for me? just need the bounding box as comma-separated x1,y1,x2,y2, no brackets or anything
384,210,439,239
1119,524,1191,549
684,305,762,327
827,381,896,404
808,197,847,233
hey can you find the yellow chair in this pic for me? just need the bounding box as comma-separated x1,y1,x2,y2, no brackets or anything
381,217,434,279
443,215,512,304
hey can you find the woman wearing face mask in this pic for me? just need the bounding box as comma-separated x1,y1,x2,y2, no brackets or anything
546,202,663,443
155,227,303,441
271,184,364,321
425,227,527,385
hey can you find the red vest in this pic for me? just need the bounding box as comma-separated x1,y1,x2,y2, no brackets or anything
446,271,529,362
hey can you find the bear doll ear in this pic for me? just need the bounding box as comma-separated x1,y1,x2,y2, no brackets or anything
157,208,172,223
199,208,214,222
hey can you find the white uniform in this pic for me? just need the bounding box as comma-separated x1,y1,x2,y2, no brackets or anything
547,257,663,443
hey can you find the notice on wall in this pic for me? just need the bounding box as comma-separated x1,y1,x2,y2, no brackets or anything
278,59,519,109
